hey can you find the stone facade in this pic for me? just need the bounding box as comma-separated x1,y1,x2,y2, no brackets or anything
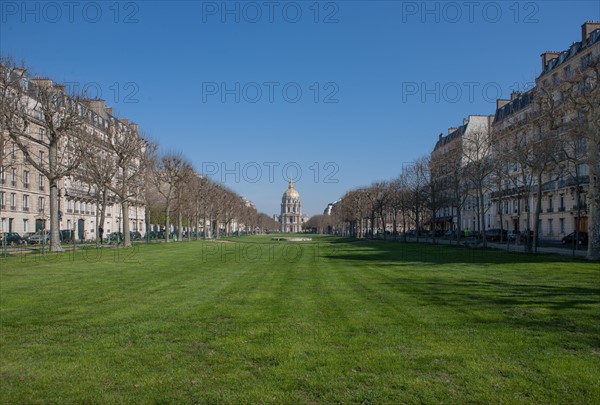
280,179,302,233
0,74,146,241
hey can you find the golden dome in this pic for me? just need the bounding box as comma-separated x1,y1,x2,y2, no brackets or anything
283,178,299,200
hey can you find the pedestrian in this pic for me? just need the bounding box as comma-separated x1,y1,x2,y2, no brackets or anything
98,226,104,244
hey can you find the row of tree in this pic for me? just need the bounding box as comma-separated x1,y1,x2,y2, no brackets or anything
0,58,279,252
305,55,599,260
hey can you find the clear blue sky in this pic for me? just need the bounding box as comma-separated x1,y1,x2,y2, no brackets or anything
1,1,598,216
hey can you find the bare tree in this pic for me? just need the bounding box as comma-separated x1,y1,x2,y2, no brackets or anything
150,152,192,243
101,119,154,247
404,157,429,243
562,55,600,260
1,60,87,251
461,130,496,247
77,135,118,247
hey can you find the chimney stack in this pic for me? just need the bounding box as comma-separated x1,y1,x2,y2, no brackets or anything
496,99,510,110
463,118,469,125
53,84,65,93
438,133,443,141
541,51,561,70
129,123,138,133
82,99,106,118
581,21,600,43
30,77,53,89
448,127,458,135
105,106,113,116
510,91,521,101
120,118,129,125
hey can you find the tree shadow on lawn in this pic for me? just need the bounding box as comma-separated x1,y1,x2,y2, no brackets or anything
320,240,591,266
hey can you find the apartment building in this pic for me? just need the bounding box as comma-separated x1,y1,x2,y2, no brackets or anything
430,114,494,234
490,21,599,240
0,71,146,241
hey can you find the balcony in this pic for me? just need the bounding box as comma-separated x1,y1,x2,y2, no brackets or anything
0,204,5,210
558,206,565,212
22,207,29,212
572,204,588,211
107,213,112,217
74,210,79,214
38,208,44,212
10,206,16,211
546,208,554,213
23,183,29,189
11,181,16,187
39,185,44,192
67,209,73,213
0,179,4,185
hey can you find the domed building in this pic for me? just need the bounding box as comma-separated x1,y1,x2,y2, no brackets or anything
280,179,302,233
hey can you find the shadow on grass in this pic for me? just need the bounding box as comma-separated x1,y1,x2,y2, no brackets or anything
320,240,592,265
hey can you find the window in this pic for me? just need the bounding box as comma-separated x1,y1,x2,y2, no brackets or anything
23,170,29,188
548,197,553,212
11,168,16,187
0,168,4,185
39,174,44,191
11,143,16,159
564,65,572,79
582,53,592,68
0,192,4,209
559,195,565,211
547,219,553,235
38,197,45,212
39,151,45,167
22,194,30,211
38,128,44,141
23,219,29,233
559,218,565,234
10,193,16,209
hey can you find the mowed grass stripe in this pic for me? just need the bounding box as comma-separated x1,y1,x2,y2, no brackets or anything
0,237,598,404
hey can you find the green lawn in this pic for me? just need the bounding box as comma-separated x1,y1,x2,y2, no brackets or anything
1,237,599,404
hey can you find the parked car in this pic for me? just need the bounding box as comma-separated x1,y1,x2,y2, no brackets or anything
507,230,519,242
106,232,124,243
1,232,23,246
148,230,165,239
483,228,508,242
60,229,73,242
519,230,535,243
28,231,50,244
130,231,142,241
21,232,37,244
561,231,589,246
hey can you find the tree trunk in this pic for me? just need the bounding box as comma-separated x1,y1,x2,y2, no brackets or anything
587,140,600,260
165,202,171,243
177,210,183,242
122,199,131,247
533,172,543,254
49,178,63,252
96,190,107,248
